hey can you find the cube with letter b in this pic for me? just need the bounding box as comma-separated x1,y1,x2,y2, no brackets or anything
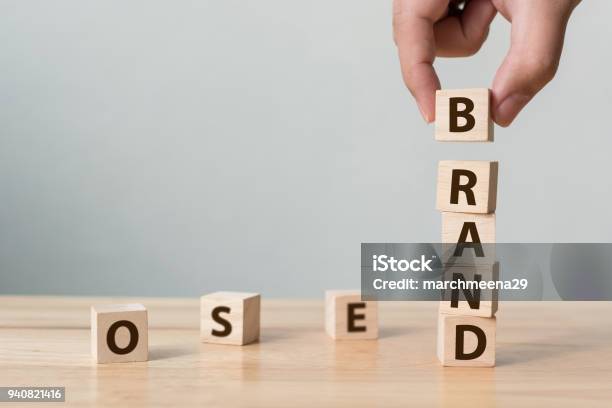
200,291,261,345
435,88,493,142
91,304,148,363
325,290,378,340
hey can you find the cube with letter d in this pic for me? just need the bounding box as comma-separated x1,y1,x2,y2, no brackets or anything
437,314,496,367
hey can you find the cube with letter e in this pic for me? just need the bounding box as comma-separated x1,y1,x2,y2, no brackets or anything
325,290,378,340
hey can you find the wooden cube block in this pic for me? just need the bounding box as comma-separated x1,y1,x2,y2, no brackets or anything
435,88,493,142
439,262,499,317
436,160,498,214
325,290,378,340
442,212,495,243
441,212,496,265
437,313,496,367
91,304,148,364
200,292,260,345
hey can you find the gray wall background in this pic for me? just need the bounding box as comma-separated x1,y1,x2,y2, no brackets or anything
0,1,610,297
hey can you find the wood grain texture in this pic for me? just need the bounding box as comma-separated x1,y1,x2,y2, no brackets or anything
1,296,612,407
435,88,493,142
436,160,498,214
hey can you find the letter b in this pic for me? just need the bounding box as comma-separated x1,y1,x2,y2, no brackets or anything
449,97,475,132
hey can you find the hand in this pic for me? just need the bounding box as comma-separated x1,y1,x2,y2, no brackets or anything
393,0,581,126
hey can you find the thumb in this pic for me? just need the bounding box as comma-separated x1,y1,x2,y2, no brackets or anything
492,3,576,127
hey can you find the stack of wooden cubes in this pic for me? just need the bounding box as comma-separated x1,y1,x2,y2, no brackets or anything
434,89,499,367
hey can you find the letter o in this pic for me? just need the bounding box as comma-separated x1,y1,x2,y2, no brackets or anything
106,320,139,355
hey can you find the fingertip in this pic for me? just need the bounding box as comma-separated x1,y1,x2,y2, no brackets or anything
416,100,434,123
493,116,512,128
493,93,531,127
414,92,436,124
404,68,439,124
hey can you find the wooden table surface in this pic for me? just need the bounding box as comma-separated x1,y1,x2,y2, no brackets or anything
1,296,611,407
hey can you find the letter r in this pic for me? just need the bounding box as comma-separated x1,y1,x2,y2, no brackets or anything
450,169,477,205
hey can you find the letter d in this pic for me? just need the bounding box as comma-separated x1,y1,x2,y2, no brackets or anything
455,324,487,360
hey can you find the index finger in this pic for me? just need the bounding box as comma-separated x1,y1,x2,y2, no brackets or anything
393,0,448,123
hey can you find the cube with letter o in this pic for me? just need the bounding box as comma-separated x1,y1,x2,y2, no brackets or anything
91,304,148,363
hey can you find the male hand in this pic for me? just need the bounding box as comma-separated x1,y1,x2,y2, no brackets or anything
393,0,581,126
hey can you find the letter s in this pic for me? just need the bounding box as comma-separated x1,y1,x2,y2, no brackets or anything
211,306,232,337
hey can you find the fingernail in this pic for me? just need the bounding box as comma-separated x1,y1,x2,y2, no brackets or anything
495,94,531,127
